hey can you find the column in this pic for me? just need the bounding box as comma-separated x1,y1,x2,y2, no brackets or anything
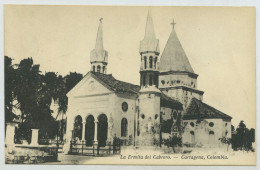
31,129,39,146
5,123,18,146
94,121,98,144
82,121,86,141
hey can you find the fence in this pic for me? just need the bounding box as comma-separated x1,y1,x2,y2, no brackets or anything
69,140,121,156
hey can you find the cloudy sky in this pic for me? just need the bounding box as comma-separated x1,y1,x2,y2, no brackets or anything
4,5,255,128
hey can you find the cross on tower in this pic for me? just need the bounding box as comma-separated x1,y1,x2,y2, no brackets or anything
171,19,176,29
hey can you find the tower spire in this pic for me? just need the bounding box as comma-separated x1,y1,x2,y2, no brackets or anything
90,18,108,74
144,9,156,40
95,18,104,50
139,9,159,54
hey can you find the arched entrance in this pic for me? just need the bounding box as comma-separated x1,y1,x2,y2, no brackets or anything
121,118,128,137
97,114,108,147
85,115,95,146
73,115,82,141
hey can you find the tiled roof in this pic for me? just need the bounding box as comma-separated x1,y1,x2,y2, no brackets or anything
183,98,232,120
92,72,182,110
92,72,140,94
160,92,183,110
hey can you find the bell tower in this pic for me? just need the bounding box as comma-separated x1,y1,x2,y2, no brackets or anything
90,18,108,74
139,10,160,87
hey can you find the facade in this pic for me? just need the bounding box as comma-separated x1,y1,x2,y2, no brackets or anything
64,11,232,153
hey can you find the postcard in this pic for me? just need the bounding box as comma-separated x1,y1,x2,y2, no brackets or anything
4,5,256,165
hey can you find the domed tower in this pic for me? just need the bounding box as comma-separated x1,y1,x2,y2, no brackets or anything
90,18,108,74
139,10,160,87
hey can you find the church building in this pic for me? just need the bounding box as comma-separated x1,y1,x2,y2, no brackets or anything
64,11,232,153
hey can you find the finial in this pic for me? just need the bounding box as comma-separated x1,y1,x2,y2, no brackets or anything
99,18,103,23
171,18,176,29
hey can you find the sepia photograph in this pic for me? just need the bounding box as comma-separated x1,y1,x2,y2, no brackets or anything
3,5,256,165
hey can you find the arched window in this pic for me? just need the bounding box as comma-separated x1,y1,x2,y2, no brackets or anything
93,66,95,72
190,131,195,144
103,66,105,73
154,57,157,69
209,131,215,144
121,118,128,137
144,56,147,69
97,65,101,73
149,75,153,86
143,74,146,86
149,56,153,68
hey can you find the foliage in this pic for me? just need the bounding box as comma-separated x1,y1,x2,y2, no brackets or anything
163,136,182,148
4,56,17,122
231,121,255,152
113,137,121,147
5,56,83,141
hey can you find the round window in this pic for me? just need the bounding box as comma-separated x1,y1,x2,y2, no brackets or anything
209,122,214,127
190,122,195,127
122,102,128,112
141,114,145,119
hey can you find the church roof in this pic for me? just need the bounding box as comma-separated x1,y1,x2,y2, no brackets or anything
159,23,194,73
91,72,182,109
183,98,232,120
91,72,140,94
139,10,160,54
160,92,183,110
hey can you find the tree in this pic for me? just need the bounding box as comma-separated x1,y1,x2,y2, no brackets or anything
231,120,255,151
4,56,17,122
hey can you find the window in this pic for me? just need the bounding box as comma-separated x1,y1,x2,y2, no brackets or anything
93,66,95,72
121,118,128,137
143,74,146,86
209,131,214,135
97,65,101,73
161,80,165,85
122,102,128,112
103,66,105,73
141,114,145,119
154,57,157,69
149,56,153,68
155,114,158,120
190,122,195,127
144,56,147,69
149,75,153,86
209,122,214,127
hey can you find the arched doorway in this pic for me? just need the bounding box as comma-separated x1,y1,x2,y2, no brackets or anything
121,118,128,137
97,114,108,147
73,115,82,141
85,115,95,146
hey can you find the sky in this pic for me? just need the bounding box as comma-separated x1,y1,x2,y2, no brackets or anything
4,5,256,129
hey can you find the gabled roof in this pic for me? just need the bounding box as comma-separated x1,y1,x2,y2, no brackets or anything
183,98,232,120
159,26,194,73
91,72,140,95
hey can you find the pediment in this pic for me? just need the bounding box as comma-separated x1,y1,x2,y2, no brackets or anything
67,72,113,98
